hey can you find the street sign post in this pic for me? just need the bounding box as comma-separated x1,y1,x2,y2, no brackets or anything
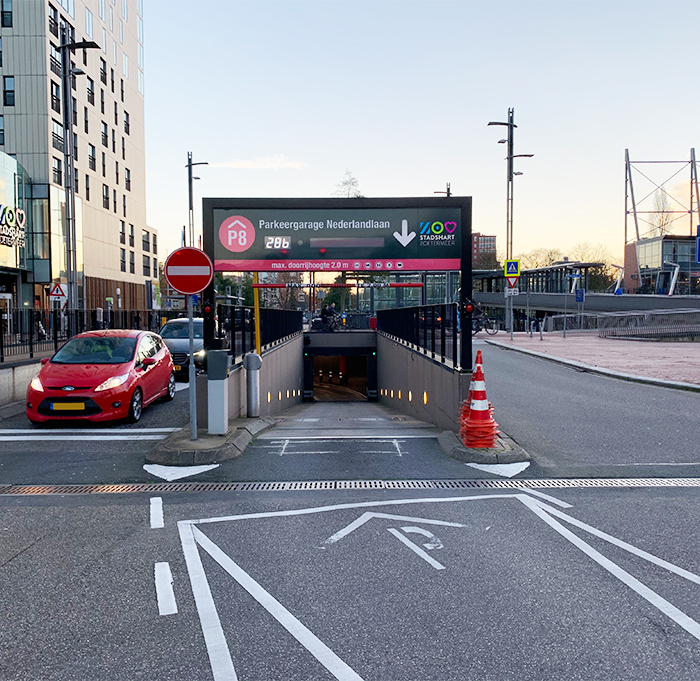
164,247,215,442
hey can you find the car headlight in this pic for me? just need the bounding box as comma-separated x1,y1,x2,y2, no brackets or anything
30,376,44,392
94,373,130,392
193,350,206,358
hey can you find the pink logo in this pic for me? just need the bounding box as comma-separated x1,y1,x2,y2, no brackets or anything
444,221,457,233
219,215,255,253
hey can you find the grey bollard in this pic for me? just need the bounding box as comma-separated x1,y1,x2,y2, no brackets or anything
243,353,263,417
207,350,231,435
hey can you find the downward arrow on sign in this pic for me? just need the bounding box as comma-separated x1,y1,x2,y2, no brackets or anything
393,219,416,247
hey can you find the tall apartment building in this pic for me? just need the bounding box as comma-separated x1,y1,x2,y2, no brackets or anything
0,0,156,310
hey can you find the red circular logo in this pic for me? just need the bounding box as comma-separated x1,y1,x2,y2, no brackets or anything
219,215,255,253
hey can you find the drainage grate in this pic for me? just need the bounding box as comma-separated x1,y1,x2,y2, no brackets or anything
1,478,700,496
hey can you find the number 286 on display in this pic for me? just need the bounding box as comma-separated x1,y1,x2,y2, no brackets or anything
264,236,291,250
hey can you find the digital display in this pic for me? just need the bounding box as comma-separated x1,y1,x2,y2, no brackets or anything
264,236,291,250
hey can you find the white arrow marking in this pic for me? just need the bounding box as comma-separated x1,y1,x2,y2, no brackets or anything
466,461,530,478
387,528,446,570
143,464,219,481
322,511,465,546
393,219,416,247
400,526,444,550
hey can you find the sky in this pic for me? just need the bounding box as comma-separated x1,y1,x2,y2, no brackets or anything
142,0,700,264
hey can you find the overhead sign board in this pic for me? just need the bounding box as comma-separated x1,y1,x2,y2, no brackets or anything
504,259,520,277
203,197,470,273
164,247,214,295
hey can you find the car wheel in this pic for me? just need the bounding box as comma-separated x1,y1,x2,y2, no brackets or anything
163,372,176,401
127,387,143,423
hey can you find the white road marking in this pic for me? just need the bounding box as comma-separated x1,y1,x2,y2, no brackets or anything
154,562,178,616
150,497,164,528
0,428,180,434
143,464,220,481
387,528,446,570
465,461,531,477
393,439,403,457
323,512,466,546
519,495,700,642
401,526,444,550
191,525,365,681
175,382,189,392
279,440,290,457
178,524,239,681
0,434,168,441
257,434,437,440
517,487,573,508
528,498,700,585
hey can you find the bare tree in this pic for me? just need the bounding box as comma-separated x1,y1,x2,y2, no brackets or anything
649,187,674,237
516,247,565,269
333,169,363,198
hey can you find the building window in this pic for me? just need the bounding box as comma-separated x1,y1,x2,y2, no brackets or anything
124,111,130,135
122,0,128,21
74,171,79,193
114,101,118,125
129,223,134,247
109,6,113,31
122,54,129,79
120,220,125,244
0,116,4,145
87,77,95,104
51,82,61,113
110,68,115,92
72,97,77,125
49,5,59,36
152,234,157,255
102,184,109,209
129,251,135,274
142,254,150,277
125,168,131,191
101,121,108,146
0,38,3,68
153,258,158,278
3,77,14,107
138,69,144,95
73,134,78,162
99,0,105,21
112,128,116,153
101,151,106,176
122,136,126,160
120,79,124,102
113,39,117,65
142,230,150,252
113,188,117,213
122,194,126,217
1,0,12,28
85,174,90,201
83,106,89,133
100,88,105,114
85,8,93,38
119,19,123,43
115,161,119,184
53,158,63,185
102,27,107,54
50,44,62,76
100,58,107,85
52,120,64,152
120,248,126,272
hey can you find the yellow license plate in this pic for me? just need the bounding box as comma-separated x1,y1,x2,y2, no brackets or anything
52,402,85,411
174,365,181,371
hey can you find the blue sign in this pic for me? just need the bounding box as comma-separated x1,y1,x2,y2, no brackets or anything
504,259,520,276
575,289,585,303
566,273,582,279
193,294,199,305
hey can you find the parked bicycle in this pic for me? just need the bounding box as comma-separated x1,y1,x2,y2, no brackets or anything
472,314,498,336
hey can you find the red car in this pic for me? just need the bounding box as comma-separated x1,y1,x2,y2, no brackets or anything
26,330,175,424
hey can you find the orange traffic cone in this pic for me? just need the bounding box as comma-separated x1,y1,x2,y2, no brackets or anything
459,365,500,448
459,349,487,423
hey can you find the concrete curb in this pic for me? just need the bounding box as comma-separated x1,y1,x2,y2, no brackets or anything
145,417,276,465
438,430,530,464
0,400,25,421
485,340,700,393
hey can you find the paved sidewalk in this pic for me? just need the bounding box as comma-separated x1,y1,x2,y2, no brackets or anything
482,331,700,388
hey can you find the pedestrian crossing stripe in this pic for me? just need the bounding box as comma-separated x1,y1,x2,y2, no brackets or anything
504,259,520,277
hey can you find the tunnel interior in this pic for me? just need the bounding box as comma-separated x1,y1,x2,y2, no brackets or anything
312,355,368,401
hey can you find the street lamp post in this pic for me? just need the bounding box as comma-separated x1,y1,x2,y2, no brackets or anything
186,152,208,248
488,108,533,332
60,27,100,311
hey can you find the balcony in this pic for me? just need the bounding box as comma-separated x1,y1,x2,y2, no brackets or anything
51,95,61,114
49,17,59,37
50,57,62,77
51,133,64,152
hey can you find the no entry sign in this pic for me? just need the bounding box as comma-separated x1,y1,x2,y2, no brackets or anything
164,247,214,295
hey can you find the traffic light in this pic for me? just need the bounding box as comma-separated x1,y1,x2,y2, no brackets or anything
464,301,475,314
202,300,214,317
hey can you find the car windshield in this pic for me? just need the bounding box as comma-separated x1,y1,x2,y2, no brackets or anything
51,336,137,364
160,322,204,339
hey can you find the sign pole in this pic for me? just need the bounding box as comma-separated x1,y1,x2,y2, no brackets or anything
253,272,262,356
188,293,197,440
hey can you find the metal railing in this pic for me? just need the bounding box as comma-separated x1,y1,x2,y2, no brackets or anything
0,308,167,363
597,309,700,340
217,305,303,360
377,304,460,368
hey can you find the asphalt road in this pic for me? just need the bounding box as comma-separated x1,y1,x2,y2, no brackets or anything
3,486,700,680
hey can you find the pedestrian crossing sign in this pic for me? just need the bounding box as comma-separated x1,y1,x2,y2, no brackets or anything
504,259,520,277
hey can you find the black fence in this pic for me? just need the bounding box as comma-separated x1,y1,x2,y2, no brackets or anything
217,304,303,358
0,308,172,363
377,303,460,368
